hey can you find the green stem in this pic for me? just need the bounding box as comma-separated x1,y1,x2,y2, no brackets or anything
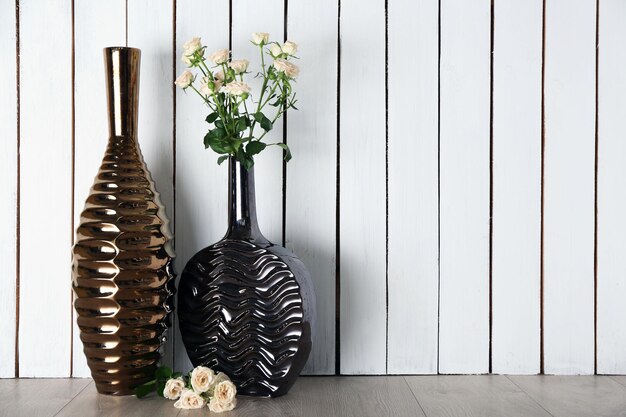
191,85,231,135
199,58,213,80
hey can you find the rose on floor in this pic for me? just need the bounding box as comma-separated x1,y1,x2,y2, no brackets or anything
134,365,238,413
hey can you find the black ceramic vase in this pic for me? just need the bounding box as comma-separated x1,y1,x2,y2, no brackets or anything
178,157,315,397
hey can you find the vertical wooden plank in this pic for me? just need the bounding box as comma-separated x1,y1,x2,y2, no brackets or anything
174,0,230,372
127,0,175,367
387,0,439,374
231,0,284,245
72,0,126,378
19,0,73,377
340,0,387,374
0,0,17,378
491,0,542,374
439,0,491,374
286,0,338,375
543,0,596,375
597,0,626,375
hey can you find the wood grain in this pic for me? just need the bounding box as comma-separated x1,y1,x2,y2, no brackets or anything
610,376,626,387
0,378,90,417
291,376,424,417
127,0,175,367
18,0,73,377
55,381,180,417
339,0,387,375
406,375,552,417
543,0,596,375
510,376,626,417
173,0,230,373
491,0,542,374
596,0,626,375
387,0,439,374
285,0,338,375
72,0,126,379
438,0,491,374
61,377,422,417
0,0,17,378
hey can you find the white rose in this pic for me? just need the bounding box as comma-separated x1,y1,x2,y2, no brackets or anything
269,43,283,58
182,37,203,66
209,48,230,64
190,366,215,393
200,77,222,96
282,41,298,55
174,70,194,88
273,59,300,78
163,377,185,400
173,388,205,409
213,380,237,405
251,32,269,45
208,371,231,392
222,81,251,96
183,37,202,55
214,70,225,81
208,397,237,413
229,59,249,74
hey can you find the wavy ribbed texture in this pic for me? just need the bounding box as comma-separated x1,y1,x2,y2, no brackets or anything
178,239,312,397
72,135,175,395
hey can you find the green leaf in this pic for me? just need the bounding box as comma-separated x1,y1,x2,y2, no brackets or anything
207,127,227,139
156,380,166,398
134,380,156,399
205,112,218,123
210,140,230,154
172,372,183,379
204,129,231,154
215,119,224,129
236,146,246,161
203,131,219,149
260,116,273,132
276,143,292,162
155,366,172,379
242,156,254,170
217,155,229,165
235,117,247,132
254,112,265,122
246,141,266,156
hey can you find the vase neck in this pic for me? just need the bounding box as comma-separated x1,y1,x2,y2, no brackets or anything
227,157,266,242
104,47,141,138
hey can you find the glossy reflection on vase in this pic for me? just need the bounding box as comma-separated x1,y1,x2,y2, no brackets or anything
71,47,175,396
178,157,316,397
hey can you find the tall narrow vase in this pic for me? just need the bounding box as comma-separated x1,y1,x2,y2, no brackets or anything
72,47,175,395
178,157,316,397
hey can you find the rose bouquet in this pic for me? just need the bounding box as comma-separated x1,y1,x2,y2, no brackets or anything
175,33,299,169
134,365,237,413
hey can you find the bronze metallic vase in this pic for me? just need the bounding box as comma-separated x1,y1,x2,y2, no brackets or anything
71,47,175,396
178,157,316,397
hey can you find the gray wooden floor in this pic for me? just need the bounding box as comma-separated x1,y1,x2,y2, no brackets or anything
2,376,626,417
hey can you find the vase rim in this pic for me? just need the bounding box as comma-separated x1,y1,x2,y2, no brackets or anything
104,46,141,53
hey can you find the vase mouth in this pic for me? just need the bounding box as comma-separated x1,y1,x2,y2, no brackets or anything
104,47,141,138
104,46,141,53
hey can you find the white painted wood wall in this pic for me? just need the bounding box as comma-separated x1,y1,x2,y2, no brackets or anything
1,0,625,377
